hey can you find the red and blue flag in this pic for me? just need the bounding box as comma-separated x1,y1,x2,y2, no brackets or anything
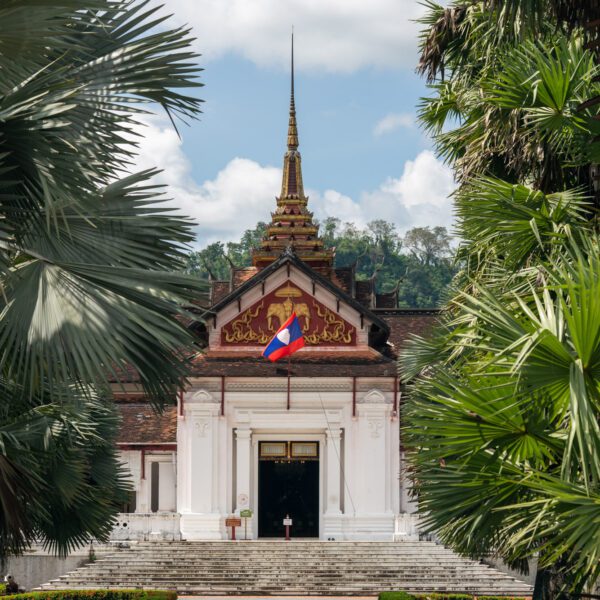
262,312,305,362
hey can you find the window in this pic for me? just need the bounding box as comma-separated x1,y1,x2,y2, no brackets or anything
121,490,137,513
150,462,159,513
148,458,176,512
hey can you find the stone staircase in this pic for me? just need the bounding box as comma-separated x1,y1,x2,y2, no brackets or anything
38,540,533,597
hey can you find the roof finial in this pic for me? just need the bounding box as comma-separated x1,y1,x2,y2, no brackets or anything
291,27,295,108
287,29,298,150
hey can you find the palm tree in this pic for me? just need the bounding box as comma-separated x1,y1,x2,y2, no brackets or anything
405,2,600,597
0,0,204,556
402,180,600,597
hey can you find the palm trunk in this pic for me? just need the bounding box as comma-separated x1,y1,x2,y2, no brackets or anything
533,554,586,600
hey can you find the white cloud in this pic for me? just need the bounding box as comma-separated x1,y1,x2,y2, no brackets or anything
312,150,456,233
131,115,281,245
315,189,366,225
361,150,456,232
373,113,414,136
164,0,427,72
131,117,455,247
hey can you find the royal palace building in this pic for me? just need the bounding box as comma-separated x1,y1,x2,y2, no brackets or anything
112,49,437,543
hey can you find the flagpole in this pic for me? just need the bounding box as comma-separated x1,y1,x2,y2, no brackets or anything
287,292,294,411
287,355,291,411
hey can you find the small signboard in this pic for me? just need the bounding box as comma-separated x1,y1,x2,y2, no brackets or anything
283,517,293,526
240,509,253,518
225,517,242,528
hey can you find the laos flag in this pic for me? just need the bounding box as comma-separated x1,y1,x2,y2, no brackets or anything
262,312,305,362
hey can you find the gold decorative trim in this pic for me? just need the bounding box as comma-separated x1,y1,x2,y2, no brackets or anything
303,300,353,344
221,283,356,345
291,442,318,458
260,442,287,458
274,284,302,298
222,301,271,344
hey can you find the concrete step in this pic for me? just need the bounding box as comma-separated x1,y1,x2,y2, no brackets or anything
38,540,533,596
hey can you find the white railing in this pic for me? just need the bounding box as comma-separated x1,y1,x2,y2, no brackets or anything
110,512,181,541
393,513,421,540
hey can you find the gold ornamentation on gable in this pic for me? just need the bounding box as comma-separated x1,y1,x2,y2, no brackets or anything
303,301,353,344
274,284,302,298
223,301,271,344
220,282,356,346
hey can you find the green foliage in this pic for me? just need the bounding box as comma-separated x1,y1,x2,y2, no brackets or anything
0,0,205,558
0,385,131,555
185,223,268,281
379,593,512,600
2,591,176,600
478,597,531,600
186,220,456,308
404,237,600,569
418,7,600,192
407,1,600,597
378,593,416,600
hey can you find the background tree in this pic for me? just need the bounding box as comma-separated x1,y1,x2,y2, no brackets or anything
404,226,452,267
0,0,203,556
403,2,600,597
185,223,268,281
186,220,457,308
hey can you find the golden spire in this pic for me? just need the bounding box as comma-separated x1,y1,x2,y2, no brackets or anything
287,32,298,150
251,31,334,272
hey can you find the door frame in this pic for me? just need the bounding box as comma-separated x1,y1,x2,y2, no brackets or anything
252,432,325,539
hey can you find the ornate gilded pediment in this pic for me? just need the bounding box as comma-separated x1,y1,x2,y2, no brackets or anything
221,281,356,346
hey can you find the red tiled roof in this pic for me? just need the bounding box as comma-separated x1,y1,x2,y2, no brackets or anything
232,267,258,288
191,349,397,377
211,281,230,304
355,280,374,307
375,292,398,309
333,267,354,294
376,310,439,357
116,403,177,444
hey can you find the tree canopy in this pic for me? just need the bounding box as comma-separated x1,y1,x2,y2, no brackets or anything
185,220,456,308
403,1,600,597
0,0,204,556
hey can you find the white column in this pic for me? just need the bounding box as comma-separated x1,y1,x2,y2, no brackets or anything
189,406,219,514
325,428,342,515
179,390,224,539
349,402,394,540
235,427,252,512
357,405,387,513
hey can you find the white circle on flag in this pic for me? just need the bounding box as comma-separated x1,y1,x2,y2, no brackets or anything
277,328,290,345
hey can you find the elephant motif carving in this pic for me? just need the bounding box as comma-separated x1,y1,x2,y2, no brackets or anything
266,302,287,331
295,303,310,328
267,298,310,330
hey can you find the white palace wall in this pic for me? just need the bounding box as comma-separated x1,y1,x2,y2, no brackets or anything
114,377,418,541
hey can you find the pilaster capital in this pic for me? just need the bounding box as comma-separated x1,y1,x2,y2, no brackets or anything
235,427,252,441
326,427,342,442
185,389,219,405
188,403,221,419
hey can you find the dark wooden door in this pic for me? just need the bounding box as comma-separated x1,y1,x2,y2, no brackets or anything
258,459,319,537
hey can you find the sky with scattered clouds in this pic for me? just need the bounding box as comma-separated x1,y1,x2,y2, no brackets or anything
133,0,456,247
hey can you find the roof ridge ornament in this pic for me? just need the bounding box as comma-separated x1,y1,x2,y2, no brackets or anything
283,244,296,257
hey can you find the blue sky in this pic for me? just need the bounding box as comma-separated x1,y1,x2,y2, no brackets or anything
184,57,432,196
133,0,455,248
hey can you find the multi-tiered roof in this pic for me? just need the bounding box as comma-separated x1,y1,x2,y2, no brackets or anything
252,35,334,271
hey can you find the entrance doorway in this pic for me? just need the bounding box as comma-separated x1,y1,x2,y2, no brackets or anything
258,441,319,538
